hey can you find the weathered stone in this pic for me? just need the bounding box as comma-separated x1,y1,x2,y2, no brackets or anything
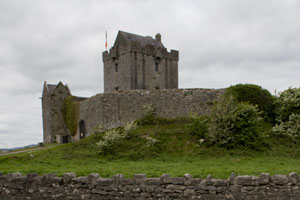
166,184,186,190
113,174,124,186
184,188,196,195
165,177,184,185
5,173,22,181
229,172,236,185
63,173,76,184
134,174,146,185
212,179,229,187
271,175,289,185
26,173,38,183
184,173,193,185
96,178,113,186
144,178,160,185
234,176,258,186
258,173,270,185
41,173,56,185
288,172,299,184
159,174,170,184
88,173,100,182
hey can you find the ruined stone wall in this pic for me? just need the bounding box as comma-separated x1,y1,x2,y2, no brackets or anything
1,172,300,199
78,88,224,137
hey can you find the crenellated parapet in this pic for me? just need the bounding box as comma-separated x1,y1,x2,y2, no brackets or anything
102,42,178,62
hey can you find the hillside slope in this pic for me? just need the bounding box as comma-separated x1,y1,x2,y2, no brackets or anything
1,117,300,178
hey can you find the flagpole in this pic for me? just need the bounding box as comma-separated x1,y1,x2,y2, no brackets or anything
105,31,108,50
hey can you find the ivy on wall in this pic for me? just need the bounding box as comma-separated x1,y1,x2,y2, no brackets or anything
62,96,79,136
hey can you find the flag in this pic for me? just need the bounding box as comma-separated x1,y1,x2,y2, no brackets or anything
105,31,107,50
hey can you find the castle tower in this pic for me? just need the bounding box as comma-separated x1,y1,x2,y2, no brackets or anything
102,31,179,93
41,81,71,144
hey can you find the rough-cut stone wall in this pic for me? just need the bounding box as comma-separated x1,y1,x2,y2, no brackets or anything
78,88,224,138
42,82,71,144
1,172,300,200
102,33,179,93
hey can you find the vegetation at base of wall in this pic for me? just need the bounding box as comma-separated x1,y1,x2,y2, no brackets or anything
62,96,79,136
2,117,300,178
225,84,275,122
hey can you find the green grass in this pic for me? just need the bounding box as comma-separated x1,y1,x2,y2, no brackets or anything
1,117,300,178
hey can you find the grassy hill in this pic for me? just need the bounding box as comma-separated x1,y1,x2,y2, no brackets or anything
1,117,300,178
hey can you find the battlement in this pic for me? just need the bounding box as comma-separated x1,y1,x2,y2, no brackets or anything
102,43,179,62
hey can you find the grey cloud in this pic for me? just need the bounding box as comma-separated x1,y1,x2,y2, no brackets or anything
1,0,300,147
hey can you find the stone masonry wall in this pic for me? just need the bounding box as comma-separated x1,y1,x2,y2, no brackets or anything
1,172,300,199
78,88,224,138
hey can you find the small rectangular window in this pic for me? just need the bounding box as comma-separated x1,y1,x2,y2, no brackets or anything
155,63,158,72
115,63,118,72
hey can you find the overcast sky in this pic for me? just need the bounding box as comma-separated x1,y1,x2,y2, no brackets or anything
1,0,300,148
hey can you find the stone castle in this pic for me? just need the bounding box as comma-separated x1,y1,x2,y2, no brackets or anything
41,31,223,144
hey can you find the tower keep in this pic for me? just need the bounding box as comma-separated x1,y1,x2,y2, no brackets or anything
102,31,179,93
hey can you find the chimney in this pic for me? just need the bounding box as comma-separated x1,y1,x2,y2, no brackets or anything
155,33,161,42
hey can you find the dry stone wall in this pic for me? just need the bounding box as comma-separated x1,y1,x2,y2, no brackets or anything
78,88,224,137
1,172,300,199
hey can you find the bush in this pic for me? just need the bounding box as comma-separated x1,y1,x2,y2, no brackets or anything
96,129,124,155
186,115,208,138
275,87,300,122
225,84,275,122
137,104,156,125
207,96,265,149
272,114,300,142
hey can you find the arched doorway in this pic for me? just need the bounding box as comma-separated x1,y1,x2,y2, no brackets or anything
79,120,86,139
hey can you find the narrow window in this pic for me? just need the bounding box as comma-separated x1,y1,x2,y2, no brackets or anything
155,63,158,72
115,63,118,72
115,86,119,91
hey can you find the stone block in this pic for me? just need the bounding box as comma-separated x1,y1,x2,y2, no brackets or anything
234,176,258,186
184,173,193,185
26,173,38,183
288,172,299,184
258,173,270,185
63,173,76,184
184,188,196,196
160,174,170,184
271,175,289,185
166,184,186,190
96,178,113,186
144,178,160,185
113,174,124,186
134,174,146,185
212,179,229,187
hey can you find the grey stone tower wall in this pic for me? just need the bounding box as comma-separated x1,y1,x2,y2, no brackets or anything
41,82,71,144
77,88,224,138
41,86,52,144
102,33,179,93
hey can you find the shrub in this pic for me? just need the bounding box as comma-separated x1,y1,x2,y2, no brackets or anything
186,115,208,138
275,87,300,122
207,96,265,149
137,104,156,125
272,114,300,142
96,129,124,154
225,84,275,122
